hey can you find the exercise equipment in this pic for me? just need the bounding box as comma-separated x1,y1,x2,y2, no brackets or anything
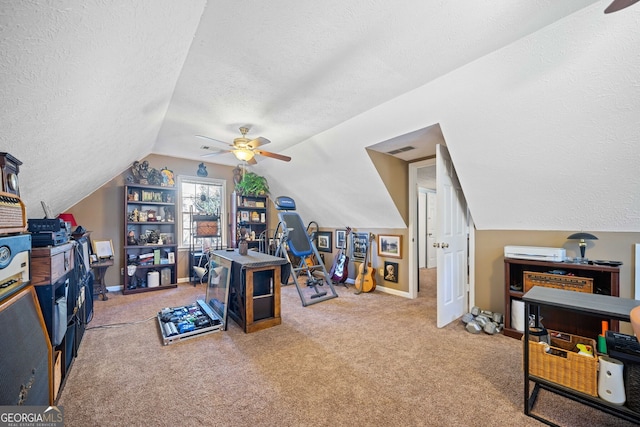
273,196,338,306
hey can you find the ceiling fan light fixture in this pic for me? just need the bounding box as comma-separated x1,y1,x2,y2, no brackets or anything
234,148,255,162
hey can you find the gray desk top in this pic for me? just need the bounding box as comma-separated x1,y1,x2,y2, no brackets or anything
522,287,640,321
212,249,287,268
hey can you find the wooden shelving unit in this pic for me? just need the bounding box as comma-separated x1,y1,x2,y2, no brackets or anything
230,192,269,250
123,184,178,294
504,257,620,340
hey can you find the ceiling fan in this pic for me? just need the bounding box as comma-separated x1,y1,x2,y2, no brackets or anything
604,0,639,13
197,126,291,165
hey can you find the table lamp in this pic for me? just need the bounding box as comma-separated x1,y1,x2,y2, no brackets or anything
58,213,77,227
567,232,598,260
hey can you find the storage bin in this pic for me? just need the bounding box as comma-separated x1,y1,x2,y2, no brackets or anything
527,329,598,396
147,271,160,288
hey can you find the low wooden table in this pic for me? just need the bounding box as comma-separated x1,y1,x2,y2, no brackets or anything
213,250,287,333
91,259,114,301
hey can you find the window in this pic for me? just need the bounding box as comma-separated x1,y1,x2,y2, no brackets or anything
179,176,226,249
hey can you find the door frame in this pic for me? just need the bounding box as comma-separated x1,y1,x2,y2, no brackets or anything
408,158,475,308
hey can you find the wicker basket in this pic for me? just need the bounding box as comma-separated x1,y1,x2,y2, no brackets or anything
523,271,593,293
527,330,598,396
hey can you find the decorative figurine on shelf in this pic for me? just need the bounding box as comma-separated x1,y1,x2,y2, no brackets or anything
147,230,159,244
160,167,175,187
163,206,174,222
129,208,139,222
238,227,249,255
233,165,243,186
127,231,137,245
197,162,208,177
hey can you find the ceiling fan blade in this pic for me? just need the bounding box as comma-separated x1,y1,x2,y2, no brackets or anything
604,0,640,13
254,149,291,162
201,149,232,158
247,137,270,149
195,134,232,147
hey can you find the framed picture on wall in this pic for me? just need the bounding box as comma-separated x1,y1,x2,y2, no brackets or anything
351,232,369,262
335,229,347,249
317,231,332,253
384,261,398,283
377,234,402,259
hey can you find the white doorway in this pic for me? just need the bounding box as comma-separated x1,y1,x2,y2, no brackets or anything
408,149,474,327
418,188,437,269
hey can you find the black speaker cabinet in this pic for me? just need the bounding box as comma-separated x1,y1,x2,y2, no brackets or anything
0,284,52,405
0,152,22,196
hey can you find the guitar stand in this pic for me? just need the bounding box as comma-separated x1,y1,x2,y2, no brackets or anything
273,196,339,307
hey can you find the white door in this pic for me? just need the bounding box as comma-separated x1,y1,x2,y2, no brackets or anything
436,144,468,328
426,191,437,268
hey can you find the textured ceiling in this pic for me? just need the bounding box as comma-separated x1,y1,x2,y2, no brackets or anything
2,0,640,232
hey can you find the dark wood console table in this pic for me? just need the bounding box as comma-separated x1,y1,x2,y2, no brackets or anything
212,250,287,333
523,287,640,425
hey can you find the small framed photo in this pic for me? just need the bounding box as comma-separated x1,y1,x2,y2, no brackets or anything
90,254,98,264
240,211,250,222
92,239,114,259
168,252,175,264
377,234,402,259
384,261,398,283
317,231,332,253
335,229,347,249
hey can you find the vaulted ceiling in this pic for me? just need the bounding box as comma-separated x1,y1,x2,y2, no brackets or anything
2,1,639,231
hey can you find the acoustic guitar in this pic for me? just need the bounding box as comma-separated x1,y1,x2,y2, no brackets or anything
330,227,351,283
355,233,376,293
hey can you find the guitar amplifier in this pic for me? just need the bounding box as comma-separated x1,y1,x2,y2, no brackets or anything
0,192,27,235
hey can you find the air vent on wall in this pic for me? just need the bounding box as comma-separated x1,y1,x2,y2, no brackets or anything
387,146,415,155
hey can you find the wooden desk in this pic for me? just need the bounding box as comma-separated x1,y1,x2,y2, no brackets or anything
91,259,114,301
213,250,287,333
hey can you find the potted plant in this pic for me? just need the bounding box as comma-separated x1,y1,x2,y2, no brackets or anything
235,171,269,196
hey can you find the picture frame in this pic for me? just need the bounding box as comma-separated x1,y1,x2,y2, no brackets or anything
90,254,98,263
335,229,347,249
377,234,402,259
92,239,114,259
240,211,250,222
351,232,369,261
317,231,332,253
383,261,399,283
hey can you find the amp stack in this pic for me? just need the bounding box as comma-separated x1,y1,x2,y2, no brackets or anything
0,152,53,406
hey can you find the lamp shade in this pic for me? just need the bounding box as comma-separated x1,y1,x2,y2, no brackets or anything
58,213,77,227
567,232,598,241
233,148,255,162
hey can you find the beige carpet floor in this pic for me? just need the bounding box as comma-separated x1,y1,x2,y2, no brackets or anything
57,269,638,426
